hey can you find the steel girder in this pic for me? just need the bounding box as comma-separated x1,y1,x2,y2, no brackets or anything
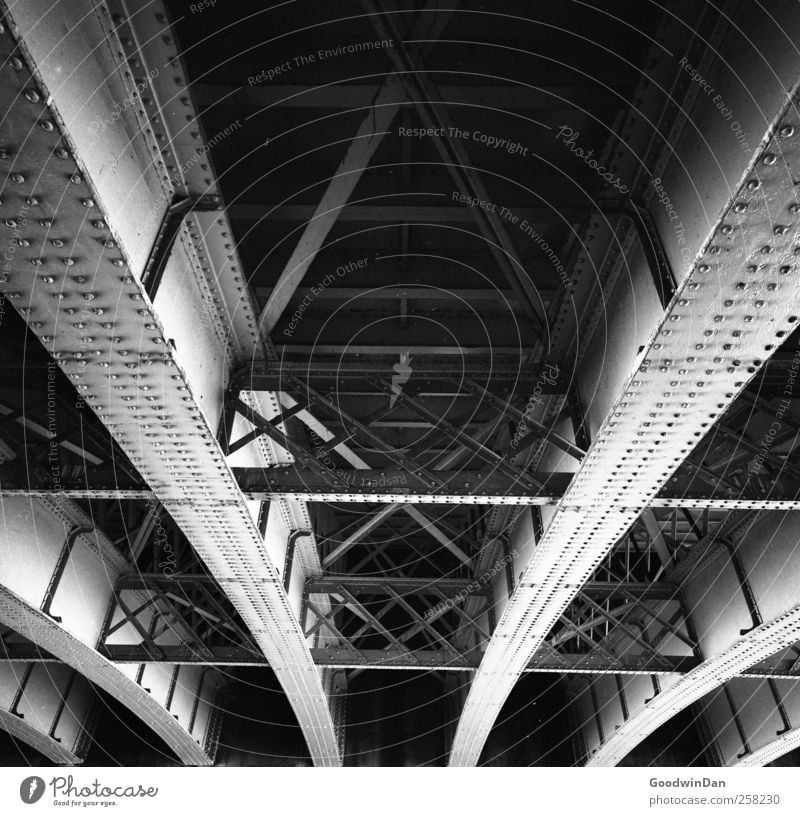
449,16,800,765
0,496,217,764
0,657,97,765
586,509,800,765
0,0,340,764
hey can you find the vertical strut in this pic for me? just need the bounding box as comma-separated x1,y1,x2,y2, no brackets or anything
41,525,93,623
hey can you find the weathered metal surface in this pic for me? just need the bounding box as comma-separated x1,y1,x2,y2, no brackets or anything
450,10,800,764
0,0,340,764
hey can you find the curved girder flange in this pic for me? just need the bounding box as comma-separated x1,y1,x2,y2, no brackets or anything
0,497,217,765
587,510,800,764
450,10,800,764
0,662,95,765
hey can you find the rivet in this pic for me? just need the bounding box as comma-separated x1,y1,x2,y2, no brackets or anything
62,258,75,266
69,173,83,185
54,148,70,160
24,89,40,103
9,172,25,184
39,121,54,132
733,202,748,214
25,196,39,206
80,198,95,208
40,218,53,228
746,179,760,190
90,219,106,229
762,153,777,165
10,57,23,70
780,124,795,138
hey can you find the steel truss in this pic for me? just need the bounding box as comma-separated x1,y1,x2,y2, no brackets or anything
77,572,800,682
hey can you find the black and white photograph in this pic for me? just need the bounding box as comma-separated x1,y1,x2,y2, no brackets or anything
0,0,799,812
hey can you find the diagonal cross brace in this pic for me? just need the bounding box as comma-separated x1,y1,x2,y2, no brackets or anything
258,1,459,334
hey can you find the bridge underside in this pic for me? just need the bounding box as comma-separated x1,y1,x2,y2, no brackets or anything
3,0,800,769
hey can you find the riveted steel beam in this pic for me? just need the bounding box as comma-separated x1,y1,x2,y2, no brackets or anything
450,4,800,765
0,0,340,764
233,466,569,504
237,362,568,393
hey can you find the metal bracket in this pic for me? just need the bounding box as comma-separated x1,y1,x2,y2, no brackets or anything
48,669,77,742
500,535,515,598
722,541,763,636
9,663,34,719
598,197,676,309
284,530,311,593
767,678,793,736
724,684,752,759
141,194,222,300
41,525,93,623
